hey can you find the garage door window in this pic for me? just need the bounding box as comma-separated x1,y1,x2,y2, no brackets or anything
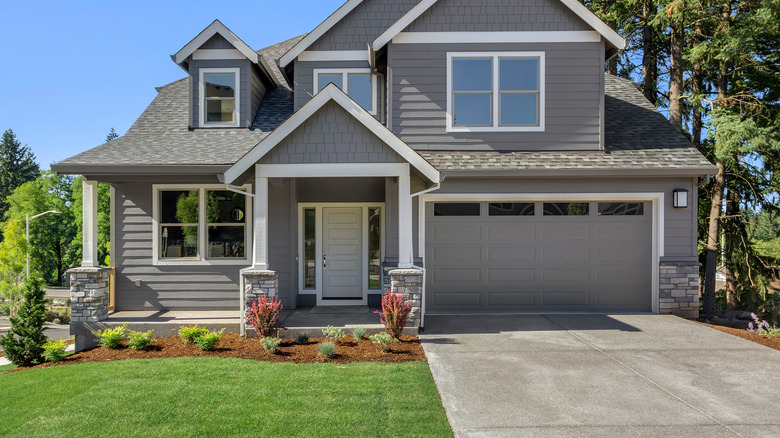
433,203,480,216
598,203,644,216
488,202,534,216
543,202,589,216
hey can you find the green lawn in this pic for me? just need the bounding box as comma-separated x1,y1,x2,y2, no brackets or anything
0,363,15,373
0,357,452,437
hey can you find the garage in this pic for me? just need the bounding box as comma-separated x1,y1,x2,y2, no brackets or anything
425,200,653,312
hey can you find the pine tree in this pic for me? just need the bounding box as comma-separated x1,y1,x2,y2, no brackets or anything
0,277,48,366
0,129,40,218
106,128,119,142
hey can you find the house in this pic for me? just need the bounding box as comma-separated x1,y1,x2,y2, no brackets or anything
53,0,715,345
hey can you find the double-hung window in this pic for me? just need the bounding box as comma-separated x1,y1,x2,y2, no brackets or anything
200,68,240,127
447,52,544,132
313,69,377,115
154,185,251,264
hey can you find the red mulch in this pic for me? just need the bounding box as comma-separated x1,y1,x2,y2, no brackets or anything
4,333,426,373
697,321,780,352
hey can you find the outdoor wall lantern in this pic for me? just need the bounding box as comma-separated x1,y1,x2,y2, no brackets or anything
673,189,689,208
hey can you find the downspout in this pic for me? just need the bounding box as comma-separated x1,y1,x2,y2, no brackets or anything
409,177,444,330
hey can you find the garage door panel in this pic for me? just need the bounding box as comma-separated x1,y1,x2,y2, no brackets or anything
431,246,482,264
597,245,649,263
487,268,535,283
541,246,591,264
596,223,650,242
432,223,481,241
432,292,482,307
486,224,536,241
431,268,481,283
488,246,535,264
542,223,591,240
596,265,648,284
595,290,650,309
487,292,535,306
541,267,589,283
540,291,589,306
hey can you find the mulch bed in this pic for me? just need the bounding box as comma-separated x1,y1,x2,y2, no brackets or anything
697,321,780,352
4,333,426,373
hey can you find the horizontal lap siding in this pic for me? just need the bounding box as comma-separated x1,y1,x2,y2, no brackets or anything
389,42,603,151
250,65,268,119
269,180,294,308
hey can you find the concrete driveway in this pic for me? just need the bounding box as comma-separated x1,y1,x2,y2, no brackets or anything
421,314,780,438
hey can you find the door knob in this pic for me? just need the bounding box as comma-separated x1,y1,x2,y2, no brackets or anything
323,254,327,269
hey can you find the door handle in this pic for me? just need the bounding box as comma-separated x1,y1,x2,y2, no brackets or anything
323,254,327,269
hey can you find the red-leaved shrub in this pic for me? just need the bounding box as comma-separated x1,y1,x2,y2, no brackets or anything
246,295,283,338
374,288,412,338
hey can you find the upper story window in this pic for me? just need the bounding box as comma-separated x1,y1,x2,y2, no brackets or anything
199,68,240,127
314,68,377,115
447,52,545,132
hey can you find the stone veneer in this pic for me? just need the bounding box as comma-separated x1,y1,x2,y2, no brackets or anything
68,267,111,323
388,269,423,328
242,269,279,307
659,262,700,319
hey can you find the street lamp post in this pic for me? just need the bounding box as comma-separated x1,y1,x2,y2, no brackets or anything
26,210,62,278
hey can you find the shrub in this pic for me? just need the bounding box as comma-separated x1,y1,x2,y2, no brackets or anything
194,328,225,351
178,325,209,344
374,288,412,339
351,327,367,340
128,330,156,350
261,337,282,353
369,332,396,352
316,341,336,358
748,313,780,337
0,277,48,366
246,295,284,338
322,325,345,342
42,339,68,363
94,324,127,349
296,331,310,345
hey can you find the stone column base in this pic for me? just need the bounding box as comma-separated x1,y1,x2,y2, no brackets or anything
68,267,111,323
660,262,700,319
389,269,423,328
242,269,278,307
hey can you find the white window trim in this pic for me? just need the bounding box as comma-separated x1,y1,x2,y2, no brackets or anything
152,184,253,266
312,68,378,115
446,52,545,133
297,203,385,306
199,67,240,128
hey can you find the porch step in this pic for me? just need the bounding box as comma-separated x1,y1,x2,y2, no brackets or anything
309,306,370,315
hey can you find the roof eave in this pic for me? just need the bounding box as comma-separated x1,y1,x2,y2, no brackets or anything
50,163,231,176
437,167,717,178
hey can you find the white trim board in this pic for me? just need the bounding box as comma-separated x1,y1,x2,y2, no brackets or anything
418,192,664,314
257,163,410,178
392,31,602,45
193,49,245,60
299,50,369,62
223,83,439,184
173,20,259,65
372,0,438,51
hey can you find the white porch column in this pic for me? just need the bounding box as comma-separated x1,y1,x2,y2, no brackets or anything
398,175,413,268
81,178,99,267
252,172,269,270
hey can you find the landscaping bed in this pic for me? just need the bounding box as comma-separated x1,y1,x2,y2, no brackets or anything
6,333,425,372
698,321,780,352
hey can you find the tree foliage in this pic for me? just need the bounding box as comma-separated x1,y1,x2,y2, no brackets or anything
0,220,28,317
0,129,40,218
0,276,48,367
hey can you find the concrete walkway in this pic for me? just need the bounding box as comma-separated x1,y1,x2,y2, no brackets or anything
421,314,780,438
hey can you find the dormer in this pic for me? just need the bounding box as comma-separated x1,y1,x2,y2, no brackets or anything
172,20,282,129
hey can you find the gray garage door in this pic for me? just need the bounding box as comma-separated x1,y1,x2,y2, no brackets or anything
425,201,652,312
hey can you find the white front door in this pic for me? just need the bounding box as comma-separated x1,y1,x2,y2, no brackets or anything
322,207,363,299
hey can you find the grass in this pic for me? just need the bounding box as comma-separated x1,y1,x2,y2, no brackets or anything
0,357,452,437
0,363,16,373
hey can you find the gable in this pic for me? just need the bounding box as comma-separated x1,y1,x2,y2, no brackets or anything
260,101,403,165
404,0,589,33
200,33,235,49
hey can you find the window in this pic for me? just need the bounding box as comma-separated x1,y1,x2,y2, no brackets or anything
489,203,535,216
200,68,240,127
598,203,645,216
154,185,251,264
433,203,480,216
314,69,377,114
368,207,382,289
447,52,544,132
303,208,316,289
543,203,589,216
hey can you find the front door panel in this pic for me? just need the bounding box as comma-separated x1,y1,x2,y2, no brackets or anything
322,207,362,299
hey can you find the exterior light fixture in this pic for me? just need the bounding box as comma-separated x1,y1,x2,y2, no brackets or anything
673,189,688,208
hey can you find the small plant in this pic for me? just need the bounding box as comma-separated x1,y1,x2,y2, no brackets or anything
178,325,209,344
369,332,397,352
296,331,310,345
128,330,156,350
42,339,68,363
246,295,284,338
351,327,367,340
374,288,412,339
94,324,127,349
316,341,336,358
261,337,282,353
322,325,345,342
194,328,225,351
748,313,780,337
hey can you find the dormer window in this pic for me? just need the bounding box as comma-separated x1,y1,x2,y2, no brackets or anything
199,68,240,127
447,52,545,132
313,68,377,115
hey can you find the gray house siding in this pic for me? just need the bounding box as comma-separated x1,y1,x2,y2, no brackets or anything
201,33,234,49
269,178,295,308
189,58,257,129
250,64,268,119
309,0,419,51
261,101,402,164
388,41,604,151
405,0,589,32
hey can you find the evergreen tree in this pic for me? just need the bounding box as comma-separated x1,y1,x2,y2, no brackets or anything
0,276,48,367
106,128,119,142
0,129,40,218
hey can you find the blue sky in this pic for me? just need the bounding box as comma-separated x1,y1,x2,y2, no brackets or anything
0,0,345,170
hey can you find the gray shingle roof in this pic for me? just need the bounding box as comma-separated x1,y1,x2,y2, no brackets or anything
257,34,305,87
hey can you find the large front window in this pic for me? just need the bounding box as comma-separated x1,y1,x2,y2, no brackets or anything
200,68,240,127
447,52,544,132
155,185,250,264
314,69,377,114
